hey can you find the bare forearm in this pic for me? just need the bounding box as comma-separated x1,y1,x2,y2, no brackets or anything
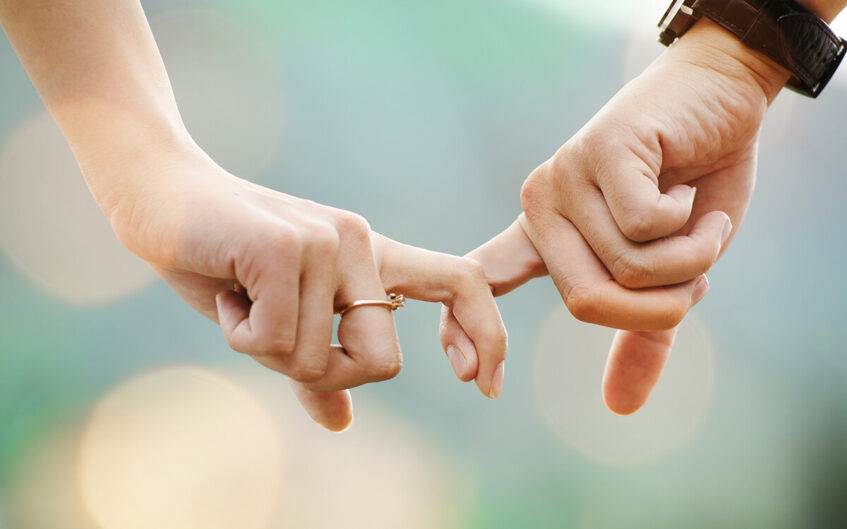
799,0,846,21
0,0,192,202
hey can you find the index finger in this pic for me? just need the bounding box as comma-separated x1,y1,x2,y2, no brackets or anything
520,209,709,331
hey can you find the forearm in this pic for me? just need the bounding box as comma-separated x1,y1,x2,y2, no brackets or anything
0,0,193,206
799,0,846,21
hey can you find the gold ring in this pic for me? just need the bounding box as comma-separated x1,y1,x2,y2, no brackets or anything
336,293,405,316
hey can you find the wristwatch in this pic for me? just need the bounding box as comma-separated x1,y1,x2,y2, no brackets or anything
658,0,846,97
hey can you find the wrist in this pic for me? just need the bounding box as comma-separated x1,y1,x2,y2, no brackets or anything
70,111,194,176
670,17,791,102
80,129,207,223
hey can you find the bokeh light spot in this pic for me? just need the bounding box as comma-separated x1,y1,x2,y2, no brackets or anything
77,367,283,529
532,306,715,465
238,368,475,529
0,111,156,305
6,423,94,529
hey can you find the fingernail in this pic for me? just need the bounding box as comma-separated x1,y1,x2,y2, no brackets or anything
446,345,466,377
689,186,698,205
691,276,710,306
721,216,733,245
489,362,505,399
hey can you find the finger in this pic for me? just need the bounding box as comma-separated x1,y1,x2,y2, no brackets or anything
520,210,709,331
290,380,354,432
438,306,479,382
566,183,731,288
675,159,756,252
464,218,548,297
598,162,754,415
452,281,506,399
252,236,337,383
303,217,402,392
216,227,301,357
216,288,252,335
152,265,233,321
436,218,543,389
335,260,402,381
601,327,679,415
375,233,507,398
284,228,337,382
594,150,697,242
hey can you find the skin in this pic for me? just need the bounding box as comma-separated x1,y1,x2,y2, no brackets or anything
806,0,847,19
1,0,843,428
0,0,508,431
442,6,846,414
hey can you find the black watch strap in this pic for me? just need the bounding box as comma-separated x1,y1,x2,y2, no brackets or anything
660,0,847,98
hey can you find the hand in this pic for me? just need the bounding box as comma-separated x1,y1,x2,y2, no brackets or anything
519,18,792,331
101,144,507,431
438,218,702,414
444,19,794,413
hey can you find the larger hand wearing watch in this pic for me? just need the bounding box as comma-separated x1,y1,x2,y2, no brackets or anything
659,0,846,97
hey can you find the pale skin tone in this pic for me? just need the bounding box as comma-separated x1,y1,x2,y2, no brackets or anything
0,0,510,431
442,1,847,414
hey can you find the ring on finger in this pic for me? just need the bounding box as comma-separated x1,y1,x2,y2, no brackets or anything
336,293,406,316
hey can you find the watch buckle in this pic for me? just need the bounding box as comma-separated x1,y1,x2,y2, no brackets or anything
659,0,699,46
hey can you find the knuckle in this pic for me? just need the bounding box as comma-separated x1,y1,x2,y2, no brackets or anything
454,257,487,286
335,211,371,242
269,224,303,259
288,361,327,383
620,211,656,242
490,326,509,355
655,302,686,330
575,123,628,164
520,163,552,213
310,222,341,255
368,351,403,381
372,359,403,381
261,335,297,357
565,286,600,324
225,337,249,356
610,252,651,288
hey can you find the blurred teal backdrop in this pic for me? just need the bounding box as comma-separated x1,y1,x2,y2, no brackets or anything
1,1,845,528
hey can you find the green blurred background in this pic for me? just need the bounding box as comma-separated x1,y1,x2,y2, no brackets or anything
1,0,845,527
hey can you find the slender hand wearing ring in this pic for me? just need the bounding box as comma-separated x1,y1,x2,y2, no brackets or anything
0,0,507,432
